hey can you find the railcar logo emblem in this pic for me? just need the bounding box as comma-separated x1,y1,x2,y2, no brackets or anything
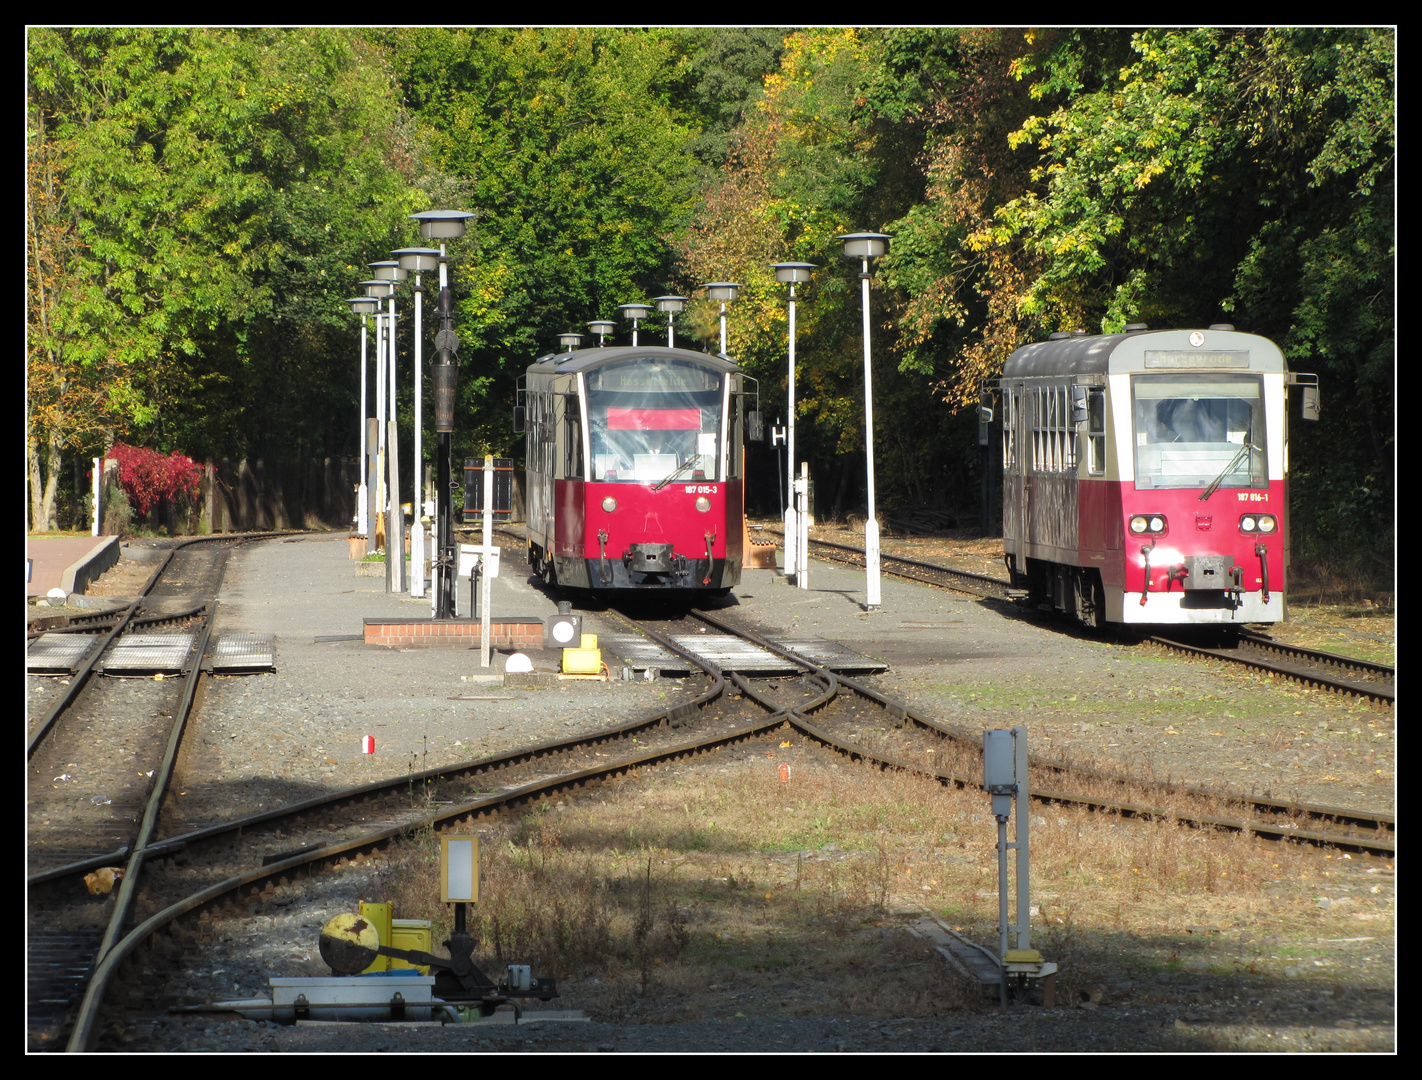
1189,331,1205,347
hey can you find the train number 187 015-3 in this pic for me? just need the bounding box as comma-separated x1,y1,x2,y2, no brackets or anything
686,485,718,495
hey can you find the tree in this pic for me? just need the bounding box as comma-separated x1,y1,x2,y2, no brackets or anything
385,28,707,464
26,27,423,518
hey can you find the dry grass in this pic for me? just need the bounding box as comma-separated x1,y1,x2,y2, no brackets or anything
378,735,1388,1020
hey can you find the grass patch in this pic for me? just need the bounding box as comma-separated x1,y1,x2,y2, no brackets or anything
377,735,1391,1021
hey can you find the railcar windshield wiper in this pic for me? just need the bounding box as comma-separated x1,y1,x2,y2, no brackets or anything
1198,441,1258,501
653,455,698,491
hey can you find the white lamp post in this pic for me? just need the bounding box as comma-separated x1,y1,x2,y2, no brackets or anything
618,303,652,347
359,277,397,553
558,332,584,354
588,319,616,346
701,282,741,355
838,232,891,611
409,210,475,620
771,262,816,586
653,295,688,348
345,296,381,537
371,261,409,593
394,246,441,599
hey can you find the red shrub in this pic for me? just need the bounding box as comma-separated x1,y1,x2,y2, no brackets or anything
107,443,203,516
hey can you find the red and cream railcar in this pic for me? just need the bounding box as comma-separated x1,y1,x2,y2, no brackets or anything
518,346,755,597
999,327,1317,626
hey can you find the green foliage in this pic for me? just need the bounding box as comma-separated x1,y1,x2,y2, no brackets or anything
385,28,706,461
26,28,1392,570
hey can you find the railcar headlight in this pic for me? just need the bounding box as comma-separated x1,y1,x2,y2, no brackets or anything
1149,516,1166,533
1130,515,1167,534
1130,516,1149,534
695,496,711,513
601,497,618,513
1257,515,1276,533
1240,516,1257,532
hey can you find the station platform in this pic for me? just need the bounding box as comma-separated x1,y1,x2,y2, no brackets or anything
25,535,120,600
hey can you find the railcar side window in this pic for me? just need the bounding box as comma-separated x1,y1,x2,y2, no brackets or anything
1028,384,1076,474
1131,374,1267,489
1002,391,1017,469
1087,389,1105,475
564,394,583,479
584,359,726,483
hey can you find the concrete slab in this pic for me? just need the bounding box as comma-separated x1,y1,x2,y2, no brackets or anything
25,536,119,599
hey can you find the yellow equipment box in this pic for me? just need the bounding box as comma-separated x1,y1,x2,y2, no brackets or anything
356,901,432,974
358,901,392,973
390,919,432,974
561,647,602,674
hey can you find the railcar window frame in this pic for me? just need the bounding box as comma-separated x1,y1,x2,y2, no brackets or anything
1130,372,1268,490
1087,388,1105,476
1027,383,1076,475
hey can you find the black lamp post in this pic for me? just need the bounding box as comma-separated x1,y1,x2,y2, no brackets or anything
410,209,475,619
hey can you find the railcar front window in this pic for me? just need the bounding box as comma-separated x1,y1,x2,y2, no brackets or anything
1132,374,1267,490
585,360,726,483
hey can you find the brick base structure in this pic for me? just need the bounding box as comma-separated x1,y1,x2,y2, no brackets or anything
363,616,545,650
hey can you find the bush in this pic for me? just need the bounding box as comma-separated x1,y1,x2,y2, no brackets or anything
107,443,203,521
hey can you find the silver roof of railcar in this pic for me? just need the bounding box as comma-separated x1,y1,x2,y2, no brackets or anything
527,345,744,376
1002,328,1286,379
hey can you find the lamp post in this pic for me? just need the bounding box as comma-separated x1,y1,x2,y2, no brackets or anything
618,303,652,347
558,332,584,354
771,262,816,587
359,278,398,554
588,319,616,346
345,296,380,538
394,246,441,599
653,295,688,348
838,232,891,611
410,209,475,620
370,261,409,593
700,282,741,355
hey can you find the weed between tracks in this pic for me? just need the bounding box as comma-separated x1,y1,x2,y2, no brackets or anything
376,734,1390,1023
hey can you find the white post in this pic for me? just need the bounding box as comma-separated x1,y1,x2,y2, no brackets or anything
91,457,101,536
861,258,881,610
358,316,368,536
410,273,425,598
719,304,727,356
480,456,494,668
375,306,386,545
796,461,810,589
784,282,799,579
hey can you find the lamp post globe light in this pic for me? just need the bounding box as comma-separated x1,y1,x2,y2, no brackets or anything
653,295,687,348
700,282,741,356
345,296,381,538
394,247,442,600
409,210,475,620
618,303,653,347
558,332,584,353
770,262,816,587
588,320,617,346
837,232,891,610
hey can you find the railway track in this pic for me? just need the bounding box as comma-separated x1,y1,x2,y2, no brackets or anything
32,530,1391,1050
786,530,1394,706
26,533,282,1051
